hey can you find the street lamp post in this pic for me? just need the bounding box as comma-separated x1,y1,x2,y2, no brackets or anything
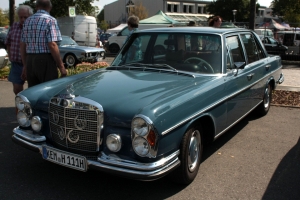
232,9,237,23
126,0,135,18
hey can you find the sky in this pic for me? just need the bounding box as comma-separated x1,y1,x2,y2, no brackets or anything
1,0,273,11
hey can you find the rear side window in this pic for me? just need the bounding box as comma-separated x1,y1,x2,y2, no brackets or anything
240,34,265,63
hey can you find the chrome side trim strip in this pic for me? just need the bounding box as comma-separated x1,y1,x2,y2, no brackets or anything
161,67,282,135
13,127,46,142
214,100,262,140
98,150,180,171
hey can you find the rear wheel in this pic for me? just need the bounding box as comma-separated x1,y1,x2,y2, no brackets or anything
109,44,120,54
256,84,272,116
169,125,203,184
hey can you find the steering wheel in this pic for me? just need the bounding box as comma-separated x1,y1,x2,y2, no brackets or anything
184,57,214,73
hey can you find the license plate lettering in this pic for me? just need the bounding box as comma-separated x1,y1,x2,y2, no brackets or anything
42,146,87,172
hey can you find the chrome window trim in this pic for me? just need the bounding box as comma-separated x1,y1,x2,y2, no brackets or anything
161,66,282,135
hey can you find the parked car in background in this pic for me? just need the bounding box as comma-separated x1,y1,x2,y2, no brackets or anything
260,36,288,55
99,33,112,44
58,35,105,67
0,48,8,69
0,31,7,49
255,28,274,38
12,27,284,185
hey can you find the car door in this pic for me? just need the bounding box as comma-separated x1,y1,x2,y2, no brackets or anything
240,33,269,108
225,34,254,126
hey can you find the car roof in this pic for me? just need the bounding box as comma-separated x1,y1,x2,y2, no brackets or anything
138,27,252,35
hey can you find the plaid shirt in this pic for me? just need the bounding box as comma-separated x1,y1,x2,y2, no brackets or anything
5,22,23,63
21,10,62,54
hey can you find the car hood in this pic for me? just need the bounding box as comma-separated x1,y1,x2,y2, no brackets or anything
21,69,223,128
59,45,104,52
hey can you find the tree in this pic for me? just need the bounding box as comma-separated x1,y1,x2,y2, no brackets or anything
96,8,104,26
9,0,15,26
129,2,148,20
99,20,109,31
0,8,10,26
21,0,96,18
272,0,300,24
207,0,251,22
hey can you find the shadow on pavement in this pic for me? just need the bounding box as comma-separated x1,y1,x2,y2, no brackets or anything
262,137,300,200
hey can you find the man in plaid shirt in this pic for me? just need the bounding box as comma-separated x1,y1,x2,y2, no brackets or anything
20,0,67,87
5,5,33,95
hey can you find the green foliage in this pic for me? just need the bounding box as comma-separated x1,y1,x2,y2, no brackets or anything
272,0,300,24
21,0,97,18
0,8,9,26
0,62,108,80
99,20,109,31
97,8,104,23
207,0,259,22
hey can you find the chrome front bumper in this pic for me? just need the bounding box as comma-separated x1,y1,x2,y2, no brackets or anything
277,73,284,84
12,127,180,180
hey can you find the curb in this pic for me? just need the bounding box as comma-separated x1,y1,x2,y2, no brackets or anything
276,85,300,92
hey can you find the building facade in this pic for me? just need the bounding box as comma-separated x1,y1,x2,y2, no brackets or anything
104,0,211,28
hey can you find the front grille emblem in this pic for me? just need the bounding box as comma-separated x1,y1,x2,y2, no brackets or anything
52,110,59,124
67,130,79,143
74,115,87,130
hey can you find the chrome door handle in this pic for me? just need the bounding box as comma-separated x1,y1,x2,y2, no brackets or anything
265,65,271,70
247,73,254,80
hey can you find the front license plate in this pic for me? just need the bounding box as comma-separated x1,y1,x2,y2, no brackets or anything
42,146,87,172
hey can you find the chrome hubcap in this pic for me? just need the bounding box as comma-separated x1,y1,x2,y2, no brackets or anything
66,55,75,66
264,86,270,109
188,130,201,172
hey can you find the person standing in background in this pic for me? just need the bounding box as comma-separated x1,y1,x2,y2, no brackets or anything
20,0,67,88
208,16,222,28
5,5,33,95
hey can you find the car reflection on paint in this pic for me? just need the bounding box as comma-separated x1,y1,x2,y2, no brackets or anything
58,35,105,67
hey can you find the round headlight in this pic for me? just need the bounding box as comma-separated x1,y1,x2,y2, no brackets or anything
15,96,25,110
31,116,42,132
17,111,30,127
132,137,149,156
106,134,122,152
132,118,149,136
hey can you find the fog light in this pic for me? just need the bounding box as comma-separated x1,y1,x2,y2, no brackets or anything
106,134,122,152
132,136,149,156
31,116,42,132
17,111,30,127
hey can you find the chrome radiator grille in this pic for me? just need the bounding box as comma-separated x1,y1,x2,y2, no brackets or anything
49,97,103,152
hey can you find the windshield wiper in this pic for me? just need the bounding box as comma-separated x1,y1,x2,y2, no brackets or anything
123,63,177,71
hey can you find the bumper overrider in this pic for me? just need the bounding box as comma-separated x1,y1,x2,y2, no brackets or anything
12,127,180,181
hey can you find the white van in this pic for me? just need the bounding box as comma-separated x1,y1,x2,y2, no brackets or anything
254,29,274,37
277,31,300,46
57,15,97,47
106,24,169,53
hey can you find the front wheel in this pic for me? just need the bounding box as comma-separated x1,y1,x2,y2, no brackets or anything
109,44,120,54
255,84,272,116
169,125,203,184
64,54,78,68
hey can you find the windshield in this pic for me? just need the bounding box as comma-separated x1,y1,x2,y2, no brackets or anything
112,32,222,74
59,36,78,46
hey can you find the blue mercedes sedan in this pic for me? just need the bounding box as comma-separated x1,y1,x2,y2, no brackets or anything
12,27,284,184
